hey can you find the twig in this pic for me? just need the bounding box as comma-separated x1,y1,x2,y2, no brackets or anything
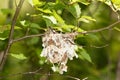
0,0,25,71
85,20,120,34
13,34,44,42
0,67,42,79
82,44,109,48
0,71,80,80
65,75,80,80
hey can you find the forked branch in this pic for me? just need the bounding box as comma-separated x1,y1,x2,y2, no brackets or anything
0,0,25,71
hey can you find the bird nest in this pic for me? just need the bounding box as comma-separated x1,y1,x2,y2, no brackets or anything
41,30,78,74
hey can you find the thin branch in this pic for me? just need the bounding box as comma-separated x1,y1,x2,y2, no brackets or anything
13,34,44,42
0,71,80,80
85,20,120,34
0,67,42,79
65,75,80,80
82,44,109,48
12,20,120,43
0,0,25,71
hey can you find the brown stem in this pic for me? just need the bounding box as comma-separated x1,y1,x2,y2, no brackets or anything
0,0,25,71
13,34,44,43
0,70,80,80
85,20,120,33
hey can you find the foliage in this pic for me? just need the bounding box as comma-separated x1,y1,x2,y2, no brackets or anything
0,0,120,80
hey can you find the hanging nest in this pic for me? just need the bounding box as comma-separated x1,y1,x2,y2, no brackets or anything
40,29,78,74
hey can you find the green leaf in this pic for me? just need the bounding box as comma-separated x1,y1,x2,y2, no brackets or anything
112,0,120,10
79,16,96,23
0,25,9,33
1,25,21,32
52,10,65,24
10,53,27,60
27,0,34,6
73,27,85,32
43,15,57,24
61,24,75,32
36,8,52,14
70,0,90,5
0,25,21,40
0,37,7,40
86,34,100,43
30,23,40,29
99,0,120,11
67,3,81,18
78,53,85,60
0,31,9,40
32,0,45,6
39,57,46,65
28,37,39,45
112,0,120,4
20,20,41,29
1,8,13,15
114,27,120,32
20,20,29,27
78,48,92,62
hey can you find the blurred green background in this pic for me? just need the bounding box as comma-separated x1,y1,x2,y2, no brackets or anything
0,0,120,80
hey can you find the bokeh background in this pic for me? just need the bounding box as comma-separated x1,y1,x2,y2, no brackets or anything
0,0,120,80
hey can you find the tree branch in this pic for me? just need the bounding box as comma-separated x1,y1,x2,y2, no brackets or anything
85,20,120,34
13,34,44,42
12,20,120,43
0,0,25,71
0,68,80,80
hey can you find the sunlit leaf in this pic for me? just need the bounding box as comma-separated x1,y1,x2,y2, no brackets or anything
114,27,120,32
27,0,34,6
79,16,96,23
0,30,9,40
112,0,120,10
10,53,27,60
32,0,45,6
61,24,74,32
74,27,85,32
71,0,90,5
39,57,46,65
52,10,65,24
43,15,57,24
20,20,29,27
36,8,52,14
0,37,7,40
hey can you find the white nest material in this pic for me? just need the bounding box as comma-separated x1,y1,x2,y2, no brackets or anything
40,30,78,74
